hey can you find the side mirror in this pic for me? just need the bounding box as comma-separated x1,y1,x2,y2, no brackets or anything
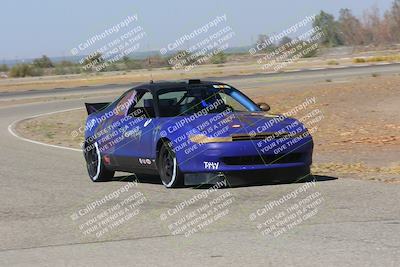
257,102,270,112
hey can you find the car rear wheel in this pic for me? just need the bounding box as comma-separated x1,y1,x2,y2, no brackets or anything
158,141,184,188
84,141,115,182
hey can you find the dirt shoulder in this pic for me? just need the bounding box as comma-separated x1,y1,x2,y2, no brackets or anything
15,74,400,183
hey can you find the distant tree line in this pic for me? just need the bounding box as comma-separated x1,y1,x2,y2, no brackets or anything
316,0,400,46
255,0,400,51
3,50,228,78
5,54,166,78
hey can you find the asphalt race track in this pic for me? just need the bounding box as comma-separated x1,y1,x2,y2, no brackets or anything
0,66,399,266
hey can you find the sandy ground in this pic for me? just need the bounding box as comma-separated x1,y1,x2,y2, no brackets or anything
16,74,400,183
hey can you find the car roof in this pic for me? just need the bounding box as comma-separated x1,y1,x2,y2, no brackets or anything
132,79,228,94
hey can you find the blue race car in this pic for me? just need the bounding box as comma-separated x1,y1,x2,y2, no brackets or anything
83,79,313,188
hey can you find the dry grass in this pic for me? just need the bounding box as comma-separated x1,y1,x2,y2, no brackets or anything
353,55,400,63
0,63,263,92
327,60,339,65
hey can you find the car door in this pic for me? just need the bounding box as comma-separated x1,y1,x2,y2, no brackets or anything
113,89,158,172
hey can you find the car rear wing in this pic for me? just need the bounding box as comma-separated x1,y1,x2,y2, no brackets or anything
85,102,110,115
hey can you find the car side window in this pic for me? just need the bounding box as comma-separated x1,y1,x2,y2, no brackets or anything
127,91,155,118
158,90,186,117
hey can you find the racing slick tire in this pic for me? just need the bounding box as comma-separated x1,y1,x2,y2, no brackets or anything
84,141,115,182
158,141,184,188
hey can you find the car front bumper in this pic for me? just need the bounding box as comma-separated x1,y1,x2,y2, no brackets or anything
175,137,313,173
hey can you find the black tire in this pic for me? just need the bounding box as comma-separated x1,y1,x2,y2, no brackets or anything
158,141,184,188
84,141,115,182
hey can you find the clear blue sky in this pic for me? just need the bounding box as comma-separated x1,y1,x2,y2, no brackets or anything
0,0,394,60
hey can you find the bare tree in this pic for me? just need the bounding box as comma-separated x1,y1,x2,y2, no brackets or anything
362,6,392,45
338,8,365,45
381,12,395,43
388,0,400,41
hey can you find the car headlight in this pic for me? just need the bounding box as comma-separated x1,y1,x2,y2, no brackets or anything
189,134,232,144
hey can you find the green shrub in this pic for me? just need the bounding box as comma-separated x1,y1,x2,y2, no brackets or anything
104,63,120,72
9,64,43,77
210,52,227,64
54,66,68,75
33,55,54,68
0,64,9,72
125,60,142,70
58,60,76,67
301,46,318,58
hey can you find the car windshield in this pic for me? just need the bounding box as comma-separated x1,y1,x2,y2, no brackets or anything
157,86,261,117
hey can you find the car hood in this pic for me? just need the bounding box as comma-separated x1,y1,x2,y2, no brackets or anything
165,111,305,138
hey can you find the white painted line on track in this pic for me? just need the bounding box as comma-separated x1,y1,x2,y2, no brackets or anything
287,69,302,72
309,67,326,71
7,107,83,152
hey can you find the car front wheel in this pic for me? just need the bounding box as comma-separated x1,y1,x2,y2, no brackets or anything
158,141,184,188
